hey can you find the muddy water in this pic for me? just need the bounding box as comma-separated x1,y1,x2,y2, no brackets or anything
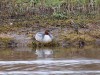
0,46,100,75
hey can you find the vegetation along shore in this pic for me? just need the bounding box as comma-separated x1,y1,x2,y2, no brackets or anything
0,0,100,48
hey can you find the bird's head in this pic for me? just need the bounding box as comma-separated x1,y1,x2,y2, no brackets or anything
45,30,50,35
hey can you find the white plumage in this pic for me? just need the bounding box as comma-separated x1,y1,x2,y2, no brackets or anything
35,30,53,43
42,35,52,43
35,32,44,42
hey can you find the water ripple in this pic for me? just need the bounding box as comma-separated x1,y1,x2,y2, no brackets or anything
0,59,100,65
0,71,100,75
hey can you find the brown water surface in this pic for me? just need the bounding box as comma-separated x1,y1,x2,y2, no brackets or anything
0,46,100,75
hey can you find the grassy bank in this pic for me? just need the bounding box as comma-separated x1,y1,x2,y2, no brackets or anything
0,34,17,48
0,15,100,48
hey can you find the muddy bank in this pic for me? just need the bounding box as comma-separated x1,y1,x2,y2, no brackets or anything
0,28,100,48
0,33,32,48
0,17,100,48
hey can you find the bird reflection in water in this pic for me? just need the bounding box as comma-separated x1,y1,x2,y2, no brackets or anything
35,48,53,59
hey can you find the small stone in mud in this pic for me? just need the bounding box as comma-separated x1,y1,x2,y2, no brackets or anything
7,40,17,47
